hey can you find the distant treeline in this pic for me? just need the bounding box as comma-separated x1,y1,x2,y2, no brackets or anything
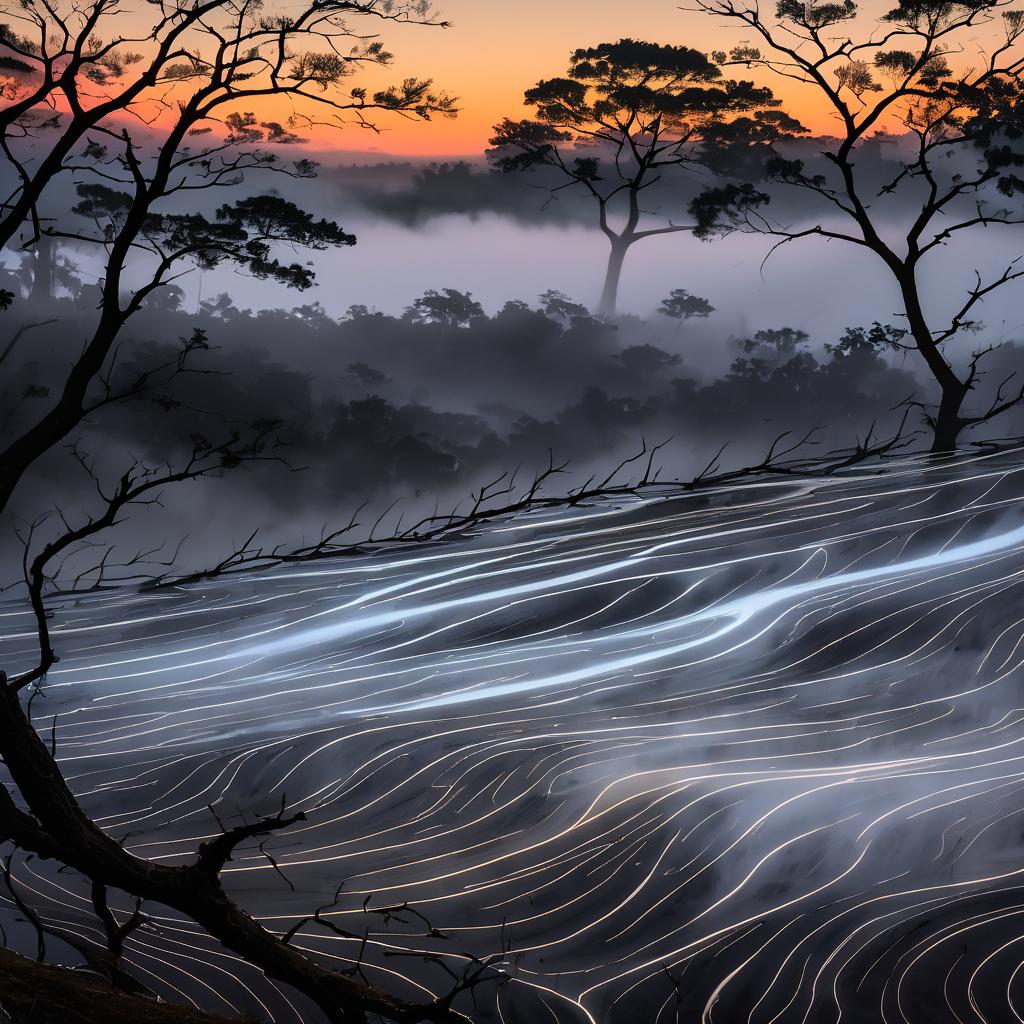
1,283,967,562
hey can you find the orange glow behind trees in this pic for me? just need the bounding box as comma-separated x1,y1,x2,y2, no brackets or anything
202,0,1018,155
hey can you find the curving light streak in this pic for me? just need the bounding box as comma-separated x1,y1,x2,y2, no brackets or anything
4,449,1024,1021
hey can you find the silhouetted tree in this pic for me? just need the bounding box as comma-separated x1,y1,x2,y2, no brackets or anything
617,342,682,378
490,39,803,315
0,1,473,1021
740,326,810,364
403,287,485,326
0,0,455,513
0,0,453,260
658,288,715,321
538,288,594,326
826,323,908,358
697,0,1024,451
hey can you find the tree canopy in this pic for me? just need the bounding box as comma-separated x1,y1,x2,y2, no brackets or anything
490,39,805,315
697,0,1024,450
491,39,799,173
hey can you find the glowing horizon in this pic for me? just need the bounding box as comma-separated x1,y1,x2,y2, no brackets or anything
300,0,825,157
300,0,988,158
29,0,1006,161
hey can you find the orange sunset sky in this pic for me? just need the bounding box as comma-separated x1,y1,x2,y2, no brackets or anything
301,0,1011,157
312,0,806,156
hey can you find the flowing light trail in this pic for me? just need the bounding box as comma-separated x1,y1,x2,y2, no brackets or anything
7,449,1024,1021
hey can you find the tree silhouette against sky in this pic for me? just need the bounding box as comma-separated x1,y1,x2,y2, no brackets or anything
0,1,480,1020
695,0,1024,451
490,38,803,316
0,0,456,512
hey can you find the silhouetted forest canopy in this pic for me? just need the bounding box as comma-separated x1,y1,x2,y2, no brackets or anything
0,277,959,567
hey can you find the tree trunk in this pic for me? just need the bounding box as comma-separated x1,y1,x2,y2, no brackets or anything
0,948,258,1024
930,386,967,454
0,686,448,1024
28,235,55,304
0,308,125,517
597,237,631,318
897,271,968,454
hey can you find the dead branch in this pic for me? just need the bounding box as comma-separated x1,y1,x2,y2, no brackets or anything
196,797,306,878
166,418,916,589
